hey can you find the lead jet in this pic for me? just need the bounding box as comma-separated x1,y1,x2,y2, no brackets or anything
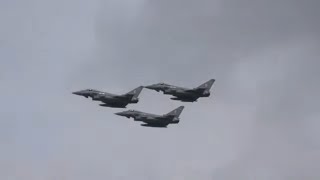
115,106,185,128
144,79,215,102
72,86,143,108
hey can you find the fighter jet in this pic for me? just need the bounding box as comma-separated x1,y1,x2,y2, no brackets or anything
72,86,144,108
115,106,185,128
144,79,215,102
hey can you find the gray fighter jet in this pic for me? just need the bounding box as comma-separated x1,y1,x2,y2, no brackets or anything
144,79,215,102
115,106,185,128
72,86,143,108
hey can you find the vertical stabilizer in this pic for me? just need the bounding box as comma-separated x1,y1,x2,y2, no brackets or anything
165,106,185,118
196,79,215,91
124,86,144,100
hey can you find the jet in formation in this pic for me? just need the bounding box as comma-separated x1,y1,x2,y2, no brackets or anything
115,106,185,128
72,86,143,108
144,79,215,102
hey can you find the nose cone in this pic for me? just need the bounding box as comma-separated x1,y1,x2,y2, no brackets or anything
144,84,160,91
114,112,127,116
144,85,154,90
72,91,83,96
72,90,91,98
115,111,133,118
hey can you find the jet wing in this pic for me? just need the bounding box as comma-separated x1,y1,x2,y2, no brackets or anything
99,101,128,108
140,120,171,127
113,95,131,100
170,95,199,102
157,115,175,121
185,88,205,93
138,116,171,126
136,114,177,128
140,123,168,128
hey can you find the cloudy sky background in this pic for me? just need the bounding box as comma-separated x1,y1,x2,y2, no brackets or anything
1,0,319,179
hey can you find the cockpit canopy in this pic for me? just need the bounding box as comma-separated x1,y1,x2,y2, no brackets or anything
87,89,98,92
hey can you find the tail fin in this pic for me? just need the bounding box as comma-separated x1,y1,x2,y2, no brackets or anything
196,79,215,91
124,86,143,100
165,106,185,118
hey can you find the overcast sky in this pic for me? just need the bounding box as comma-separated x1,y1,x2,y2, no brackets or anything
1,0,320,179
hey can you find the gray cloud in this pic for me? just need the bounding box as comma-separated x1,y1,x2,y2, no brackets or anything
0,0,319,179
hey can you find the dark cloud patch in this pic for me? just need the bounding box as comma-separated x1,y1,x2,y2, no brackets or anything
88,0,320,83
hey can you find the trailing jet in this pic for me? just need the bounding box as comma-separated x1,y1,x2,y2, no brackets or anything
144,79,215,102
115,106,185,128
72,86,143,108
